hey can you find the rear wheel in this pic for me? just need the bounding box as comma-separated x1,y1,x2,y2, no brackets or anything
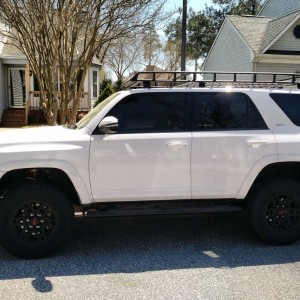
248,179,300,245
0,183,74,258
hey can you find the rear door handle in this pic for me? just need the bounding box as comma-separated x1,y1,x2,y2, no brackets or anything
246,139,268,148
166,142,189,151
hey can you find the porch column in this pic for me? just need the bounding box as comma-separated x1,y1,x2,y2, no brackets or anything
25,64,30,125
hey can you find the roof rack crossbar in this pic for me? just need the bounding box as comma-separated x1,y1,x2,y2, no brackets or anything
143,80,151,88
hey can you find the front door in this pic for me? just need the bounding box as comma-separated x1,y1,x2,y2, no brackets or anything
89,92,192,202
8,68,26,107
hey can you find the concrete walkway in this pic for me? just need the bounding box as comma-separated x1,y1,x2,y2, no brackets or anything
0,127,20,131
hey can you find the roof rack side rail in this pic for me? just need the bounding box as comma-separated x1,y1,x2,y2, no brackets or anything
127,71,300,89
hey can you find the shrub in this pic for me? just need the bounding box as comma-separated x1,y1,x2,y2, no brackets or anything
93,83,116,108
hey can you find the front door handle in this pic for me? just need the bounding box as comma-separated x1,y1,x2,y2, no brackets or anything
166,142,189,151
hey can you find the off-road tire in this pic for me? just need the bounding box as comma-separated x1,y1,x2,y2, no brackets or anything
248,179,300,245
0,182,74,258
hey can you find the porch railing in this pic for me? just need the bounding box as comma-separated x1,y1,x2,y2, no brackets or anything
27,91,90,111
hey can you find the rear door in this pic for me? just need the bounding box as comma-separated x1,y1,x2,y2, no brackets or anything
89,92,192,202
191,92,277,199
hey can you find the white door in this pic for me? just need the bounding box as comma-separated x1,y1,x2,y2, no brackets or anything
191,92,277,198
8,68,26,107
89,92,192,202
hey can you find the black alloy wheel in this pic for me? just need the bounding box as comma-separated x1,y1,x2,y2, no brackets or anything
12,201,57,243
265,193,300,233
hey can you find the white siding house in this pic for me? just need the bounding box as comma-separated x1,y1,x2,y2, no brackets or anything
0,60,5,121
0,30,101,126
258,0,300,18
0,25,6,122
268,18,300,52
202,0,300,79
202,18,253,72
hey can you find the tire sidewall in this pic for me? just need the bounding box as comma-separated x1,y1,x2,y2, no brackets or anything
0,183,73,258
249,180,300,245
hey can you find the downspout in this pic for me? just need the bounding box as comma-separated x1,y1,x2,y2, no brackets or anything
253,61,257,72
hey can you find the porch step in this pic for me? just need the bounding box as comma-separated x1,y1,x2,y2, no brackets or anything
1,108,26,127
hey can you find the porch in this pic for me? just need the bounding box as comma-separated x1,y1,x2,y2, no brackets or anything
0,61,100,127
1,91,90,127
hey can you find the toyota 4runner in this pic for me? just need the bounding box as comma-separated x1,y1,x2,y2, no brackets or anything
1,71,300,258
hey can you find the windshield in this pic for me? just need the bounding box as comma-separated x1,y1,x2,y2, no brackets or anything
76,92,121,129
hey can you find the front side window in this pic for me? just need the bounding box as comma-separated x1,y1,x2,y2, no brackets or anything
270,93,300,126
106,93,189,134
76,92,121,129
192,93,267,131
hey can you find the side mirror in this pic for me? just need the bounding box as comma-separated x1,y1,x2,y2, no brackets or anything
98,117,119,134
98,116,119,134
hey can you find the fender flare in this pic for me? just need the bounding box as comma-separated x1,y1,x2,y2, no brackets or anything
236,154,278,199
0,159,92,205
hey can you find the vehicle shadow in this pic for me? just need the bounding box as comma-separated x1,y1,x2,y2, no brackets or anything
0,213,299,282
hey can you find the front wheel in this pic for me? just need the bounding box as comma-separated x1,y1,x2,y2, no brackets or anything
0,183,74,258
248,179,300,245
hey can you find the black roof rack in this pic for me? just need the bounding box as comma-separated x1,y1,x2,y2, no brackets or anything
126,71,300,89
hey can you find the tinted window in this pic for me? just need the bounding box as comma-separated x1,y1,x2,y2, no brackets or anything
107,93,189,133
192,93,267,130
270,93,300,126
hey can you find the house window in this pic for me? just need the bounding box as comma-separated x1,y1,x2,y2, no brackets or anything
92,70,98,98
33,74,40,91
76,70,83,92
294,25,300,38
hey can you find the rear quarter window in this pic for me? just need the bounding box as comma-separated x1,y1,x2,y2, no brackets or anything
270,93,300,126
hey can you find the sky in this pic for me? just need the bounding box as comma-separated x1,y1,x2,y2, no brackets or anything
165,0,214,12
109,1,216,79
161,0,215,37
161,1,215,70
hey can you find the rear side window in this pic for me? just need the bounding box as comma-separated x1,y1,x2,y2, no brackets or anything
270,93,300,126
192,93,267,131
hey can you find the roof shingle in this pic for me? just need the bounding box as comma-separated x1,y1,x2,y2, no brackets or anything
227,15,272,54
227,10,300,54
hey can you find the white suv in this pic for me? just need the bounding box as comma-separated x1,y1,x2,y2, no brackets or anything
0,71,300,258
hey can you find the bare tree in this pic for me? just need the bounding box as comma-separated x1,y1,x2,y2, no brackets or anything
0,0,167,125
142,24,162,67
161,40,181,71
104,36,144,90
